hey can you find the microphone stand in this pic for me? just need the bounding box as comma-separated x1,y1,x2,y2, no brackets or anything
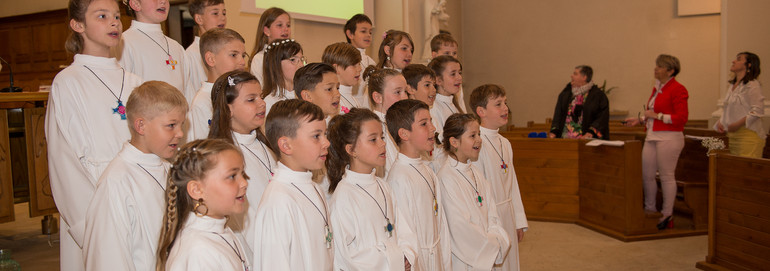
0,56,22,92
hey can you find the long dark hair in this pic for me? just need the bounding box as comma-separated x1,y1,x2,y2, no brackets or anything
208,70,269,147
729,52,761,85
249,7,290,59
262,39,303,99
377,30,414,69
326,108,381,193
155,139,241,271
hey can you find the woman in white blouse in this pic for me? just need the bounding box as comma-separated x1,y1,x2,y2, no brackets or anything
715,52,765,158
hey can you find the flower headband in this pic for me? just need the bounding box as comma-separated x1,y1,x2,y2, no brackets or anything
264,39,296,53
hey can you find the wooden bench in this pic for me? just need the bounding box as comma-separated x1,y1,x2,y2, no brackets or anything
505,137,581,222
576,140,663,241
696,153,770,271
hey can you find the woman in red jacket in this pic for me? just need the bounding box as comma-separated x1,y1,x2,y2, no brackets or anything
624,54,689,230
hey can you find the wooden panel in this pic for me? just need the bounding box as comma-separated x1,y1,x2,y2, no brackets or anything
698,153,770,271
24,107,56,217
507,138,580,222
578,141,660,238
0,109,14,223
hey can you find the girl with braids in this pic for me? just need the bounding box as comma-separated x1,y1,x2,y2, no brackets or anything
428,55,465,141
261,38,305,114
326,108,416,271
208,70,274,255
156,139,250,271
436,114,510,270
376,30,414,71
363,66,408,177
248,7,291,84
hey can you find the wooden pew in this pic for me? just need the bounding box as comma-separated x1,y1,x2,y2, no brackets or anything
505,137,581,222
696,153,770,271
576,140,663,241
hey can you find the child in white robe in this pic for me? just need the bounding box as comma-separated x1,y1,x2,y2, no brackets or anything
376,30,414,72
253,99,334,270
437,113,510,271
327,108,417,270
260,39,304,115
428,55,465,140
183,0,226,99
156,139,251,271
295,63,341,119
187,28,247,141
208,71,274,261
363,67,408,178
83,81,187,271
386,99,451,270
344,14,376,108
321,42,362,113
248,7,291,84
429,33,466,113
45,1,143,269
470,84,528,271
402,64,447,171
118,0,188,101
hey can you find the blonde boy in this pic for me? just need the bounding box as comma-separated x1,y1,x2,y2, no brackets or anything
469,84,527,271
344,14,375,107
185,0,227,100
187,28,247,140
253,99,333,270
119,0,189,101
322,42,363,111
83,81,187,271
294,63,341,119
385,99,451,270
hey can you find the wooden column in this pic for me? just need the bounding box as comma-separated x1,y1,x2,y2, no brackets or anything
0,109,13,223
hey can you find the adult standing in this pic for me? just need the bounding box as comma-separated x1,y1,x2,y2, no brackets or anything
715,52,765,158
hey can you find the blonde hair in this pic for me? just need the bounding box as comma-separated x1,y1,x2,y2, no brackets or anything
155,139,243,271
656,54,681,77
125,81,189,134
322,42,361,69
249,7,289,60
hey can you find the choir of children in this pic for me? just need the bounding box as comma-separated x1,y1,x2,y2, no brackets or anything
49,1,528,270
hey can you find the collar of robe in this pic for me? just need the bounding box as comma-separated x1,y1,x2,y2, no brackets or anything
184,212,227,234
233,130,258,146
343,168,377,186
397,152,423,166
129,20,163,33
479,125,500,136
272,162,313,184
447,155,472,171
122,142,164,167
74,54,122,70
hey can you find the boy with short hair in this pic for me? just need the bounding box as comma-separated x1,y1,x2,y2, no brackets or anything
344,14,375,107
119,0,189,101
83,81,188,271
402,64,444,170
469,84,527,271
385,99,451,271
185,0,227,99
254,99,334,270
188,28,247,140
294,62,341,120
322,42,363,112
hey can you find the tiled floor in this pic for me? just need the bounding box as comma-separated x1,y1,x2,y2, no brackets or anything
0,203,706,270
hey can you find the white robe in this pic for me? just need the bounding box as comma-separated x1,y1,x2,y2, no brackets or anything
264,88,296,116
187,82,214,141
339,84,363,114
330,169,417,271
117,20,188,102
254,162,334,270
387,153,452,270
166,214,251,271
431,93,459,140
374,110,399,179
249,49,265,85
83,142,169,271
471,126,528,271
45,54,143,271
184,36,207,102
231,130,276,261
438,157,510,271
355,48,376,109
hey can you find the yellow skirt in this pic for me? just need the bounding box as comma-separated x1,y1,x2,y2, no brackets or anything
727,127,766,158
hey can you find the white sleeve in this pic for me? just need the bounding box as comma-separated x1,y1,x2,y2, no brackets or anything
745,81,765,128
83,176,135,271
253,195,294,270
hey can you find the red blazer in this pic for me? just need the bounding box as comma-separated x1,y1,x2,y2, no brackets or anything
647,78,689,131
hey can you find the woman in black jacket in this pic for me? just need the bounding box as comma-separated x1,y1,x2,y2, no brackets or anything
548,65,609,139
